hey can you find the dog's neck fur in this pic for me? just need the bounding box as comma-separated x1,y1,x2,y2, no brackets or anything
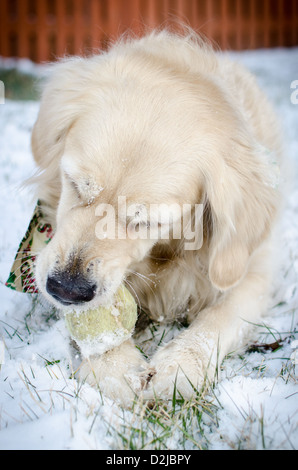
128,239,218,324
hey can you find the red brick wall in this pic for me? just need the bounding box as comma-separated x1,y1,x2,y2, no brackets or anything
1,0,297,62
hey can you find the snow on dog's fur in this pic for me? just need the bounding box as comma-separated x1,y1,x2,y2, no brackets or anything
30,29,282,404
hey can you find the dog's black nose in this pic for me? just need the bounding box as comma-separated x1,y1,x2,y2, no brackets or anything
46,273,97,306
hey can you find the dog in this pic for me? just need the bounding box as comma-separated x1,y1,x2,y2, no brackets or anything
31,29,282,404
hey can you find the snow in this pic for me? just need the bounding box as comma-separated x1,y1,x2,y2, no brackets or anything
0,47,298,450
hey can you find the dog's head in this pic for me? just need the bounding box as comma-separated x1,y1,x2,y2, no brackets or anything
32,36,279,311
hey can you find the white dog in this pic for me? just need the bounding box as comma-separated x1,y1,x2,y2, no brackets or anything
31,29,282,404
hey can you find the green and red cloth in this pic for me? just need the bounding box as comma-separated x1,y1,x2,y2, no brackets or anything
6,201,54,293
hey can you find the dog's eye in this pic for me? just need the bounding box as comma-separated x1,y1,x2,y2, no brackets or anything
70,179,82,199
126,219,151,239
134,221,150,230
64,172,104,207
63,172,82,199
127,220,150,231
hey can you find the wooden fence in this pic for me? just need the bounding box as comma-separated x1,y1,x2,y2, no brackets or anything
1,0,298,62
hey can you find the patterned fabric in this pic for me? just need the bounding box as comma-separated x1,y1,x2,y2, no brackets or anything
6,201,54,293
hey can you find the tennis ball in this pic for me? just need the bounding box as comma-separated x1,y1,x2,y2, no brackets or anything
65,285,138,357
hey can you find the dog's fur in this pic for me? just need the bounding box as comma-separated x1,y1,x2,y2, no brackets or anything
31,30,282,404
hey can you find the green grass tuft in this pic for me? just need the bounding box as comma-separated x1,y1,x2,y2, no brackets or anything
0,68,41,101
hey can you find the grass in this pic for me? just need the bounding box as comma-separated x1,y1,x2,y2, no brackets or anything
110,397,217,450
0,68,41,101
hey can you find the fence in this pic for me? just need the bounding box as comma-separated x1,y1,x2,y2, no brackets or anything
0,0,298,62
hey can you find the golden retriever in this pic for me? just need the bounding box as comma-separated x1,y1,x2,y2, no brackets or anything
31,29,282,404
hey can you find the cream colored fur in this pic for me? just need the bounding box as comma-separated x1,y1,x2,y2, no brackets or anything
31,30,282,405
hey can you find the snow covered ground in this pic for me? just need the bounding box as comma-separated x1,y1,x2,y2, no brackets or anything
0,47,297,450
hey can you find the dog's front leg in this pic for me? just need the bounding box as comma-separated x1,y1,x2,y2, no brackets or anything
79,339,148,405
143,256,272,400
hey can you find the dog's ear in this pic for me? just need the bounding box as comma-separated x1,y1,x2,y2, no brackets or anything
204,139,279,291
30,58,87,211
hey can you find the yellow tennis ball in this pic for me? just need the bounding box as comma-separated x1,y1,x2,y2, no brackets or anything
65,285,138,356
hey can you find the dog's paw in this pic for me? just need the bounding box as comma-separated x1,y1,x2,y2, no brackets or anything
78,340,148,406
142,337,218,401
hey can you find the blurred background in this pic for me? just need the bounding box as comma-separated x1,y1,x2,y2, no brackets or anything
1,0,298,62
0,0,298,99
